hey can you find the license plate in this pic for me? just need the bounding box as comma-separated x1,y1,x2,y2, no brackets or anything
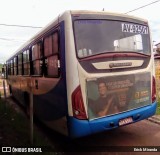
122,23,148,34
119,117,133,126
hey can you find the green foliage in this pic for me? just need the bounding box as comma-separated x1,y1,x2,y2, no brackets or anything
0,64,2,72
156,101,160,115
0,63,3,69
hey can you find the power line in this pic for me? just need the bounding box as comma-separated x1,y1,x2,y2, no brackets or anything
0,37,26,43
0,1,159,28
125,0,160,14
0,23,42,29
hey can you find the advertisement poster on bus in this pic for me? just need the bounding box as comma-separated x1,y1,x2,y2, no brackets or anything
87,72,151,119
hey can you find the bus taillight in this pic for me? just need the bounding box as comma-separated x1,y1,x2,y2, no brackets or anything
152,76,156,103
72,86,87,119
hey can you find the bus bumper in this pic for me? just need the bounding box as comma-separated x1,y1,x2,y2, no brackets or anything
68,102,157,138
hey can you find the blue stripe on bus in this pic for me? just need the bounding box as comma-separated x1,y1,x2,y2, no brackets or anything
68,102,157,138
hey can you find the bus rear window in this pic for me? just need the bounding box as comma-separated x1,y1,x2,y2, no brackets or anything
74,20,151,58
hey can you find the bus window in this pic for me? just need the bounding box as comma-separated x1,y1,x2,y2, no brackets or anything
114,34,143,51
11,59,14,75
32,44,40,61
18,53,22,75
23,50,30,75
7,61,11,75
53,32,59,54
44,31,60,77
74,20,150,58
33,60,41,75
44,35,52,57
47,55,59,77
32,43,42,76
14,56,17,75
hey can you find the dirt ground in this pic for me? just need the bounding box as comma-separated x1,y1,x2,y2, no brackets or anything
0,78,54,151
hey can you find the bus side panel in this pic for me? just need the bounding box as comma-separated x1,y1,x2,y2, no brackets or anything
67,117,91,138
33,79,67,120
8,76,27,106
68,102,156,138
33,21,67,119
7,21,69,136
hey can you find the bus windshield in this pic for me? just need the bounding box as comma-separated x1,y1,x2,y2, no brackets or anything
74,20,151,58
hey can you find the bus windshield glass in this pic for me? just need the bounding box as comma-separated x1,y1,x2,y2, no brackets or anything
74,20,150,58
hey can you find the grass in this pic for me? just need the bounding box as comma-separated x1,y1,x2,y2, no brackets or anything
0,99,56,154
156,101,160,115
0,63,3,71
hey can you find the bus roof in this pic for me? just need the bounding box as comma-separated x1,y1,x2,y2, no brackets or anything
70,10,148,22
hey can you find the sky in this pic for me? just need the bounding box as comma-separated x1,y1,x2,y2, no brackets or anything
0,0,160,63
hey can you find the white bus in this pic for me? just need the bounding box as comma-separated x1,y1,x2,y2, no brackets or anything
6,10,157,138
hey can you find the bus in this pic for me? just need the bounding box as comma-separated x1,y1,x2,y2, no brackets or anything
6,10,157,138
